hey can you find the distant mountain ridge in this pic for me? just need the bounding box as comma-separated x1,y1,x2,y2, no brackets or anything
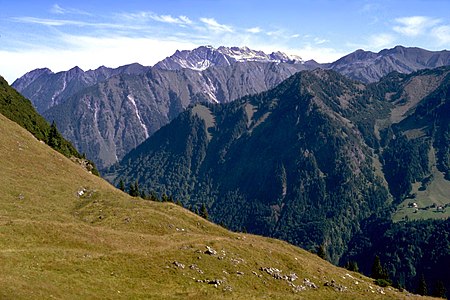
13,63,150,113
154,45,309,71
13,45,450,115
329,45,450,83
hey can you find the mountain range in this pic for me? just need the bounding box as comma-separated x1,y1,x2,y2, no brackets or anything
329,46,450,83
153,45,311,71
12,45,450,169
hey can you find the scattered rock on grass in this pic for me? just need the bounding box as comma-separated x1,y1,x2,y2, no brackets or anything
324,279,347,292
205,246,217,255
173,261,185,269
189,264,204,274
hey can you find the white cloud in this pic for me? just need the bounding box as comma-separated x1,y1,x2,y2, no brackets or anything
11,17,148,30
51,4,65,14
13,16,85,27
246,27,261,34
150,14,193,25
12,16,142,31
119,12,193,27
179,16,193,25
360,3,380,13
50,4,91,16
200,18,233,33
345,33,396,51
266,30,284,37
431,25,450,45
368,33,395,48
393,16,440,37
314,37,328,45
286,45,345,63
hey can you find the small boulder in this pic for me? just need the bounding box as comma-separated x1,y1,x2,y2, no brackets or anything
205,246,217,255
173,261,185,269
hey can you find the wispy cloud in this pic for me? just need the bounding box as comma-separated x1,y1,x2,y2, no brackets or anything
431,25,450,45
149,14,193,25
368,33,395,48
200,18,233,33
246,27,261,34
12,16,141,30
266,29,285,38
360,2,380,13
346,32,395,51
50,4,91,16
119,11,193,27
12,16,85,26
314,37,328,45
393,16,441,37
290,45,346,63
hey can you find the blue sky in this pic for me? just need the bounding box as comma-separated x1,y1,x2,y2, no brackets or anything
1,0,450,83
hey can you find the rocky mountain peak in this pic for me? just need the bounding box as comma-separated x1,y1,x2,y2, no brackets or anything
68,66,83,73
154,45,304,71
329,46,450,83
11,68,53,90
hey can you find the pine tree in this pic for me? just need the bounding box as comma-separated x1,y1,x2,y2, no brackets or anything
118,179,125,192
317,244,327,260
345,260,359,272
371,255,384,279
48,121,60,149
128,182,135,197
416,274,428,296
128,181,140,197
432,280,446,298
200,203,208,220
149,191,158,202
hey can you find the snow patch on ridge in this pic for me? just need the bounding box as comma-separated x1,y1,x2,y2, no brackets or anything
51,76,67,105
203,77,219,103
155,46,304,72
127,95,149,139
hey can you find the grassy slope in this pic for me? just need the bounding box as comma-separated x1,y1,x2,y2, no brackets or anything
0,113,432,299
393,147,450,222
